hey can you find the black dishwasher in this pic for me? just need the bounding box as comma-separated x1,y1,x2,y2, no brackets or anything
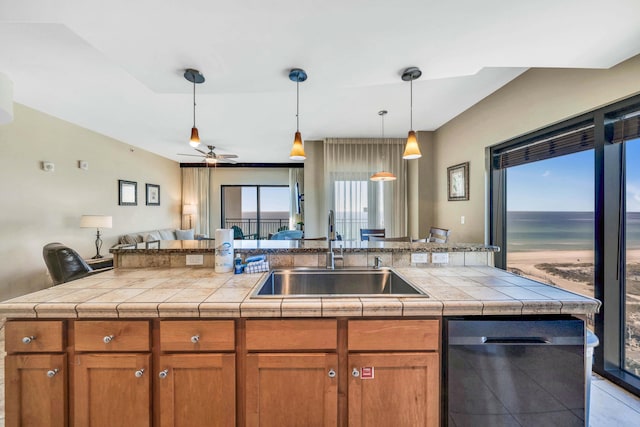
444,316,585,427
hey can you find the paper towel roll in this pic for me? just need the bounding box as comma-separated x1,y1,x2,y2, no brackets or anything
215,229,234,273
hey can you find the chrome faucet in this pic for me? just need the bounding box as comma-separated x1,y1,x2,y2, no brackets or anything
326,210,343,269
373,256,383,269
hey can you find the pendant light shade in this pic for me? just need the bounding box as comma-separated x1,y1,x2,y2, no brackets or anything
184,68,205,148
370,110,397,182
289,68,307,160
402,67,422,160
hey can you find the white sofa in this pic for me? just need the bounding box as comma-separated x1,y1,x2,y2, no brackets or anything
116,228,207,245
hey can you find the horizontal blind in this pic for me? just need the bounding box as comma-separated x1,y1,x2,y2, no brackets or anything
607,113,640,143
492,124,594,170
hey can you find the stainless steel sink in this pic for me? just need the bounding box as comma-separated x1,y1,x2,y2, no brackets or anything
251,268,427,298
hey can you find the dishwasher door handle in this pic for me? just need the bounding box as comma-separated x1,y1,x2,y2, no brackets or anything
482,336,550,344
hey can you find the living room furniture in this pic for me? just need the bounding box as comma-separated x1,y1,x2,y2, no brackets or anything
80,215,112,259
427,227,451,243
42,243,105,285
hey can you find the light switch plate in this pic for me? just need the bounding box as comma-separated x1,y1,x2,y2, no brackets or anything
411,253,429,263
431,253,449,264
186,254,204,265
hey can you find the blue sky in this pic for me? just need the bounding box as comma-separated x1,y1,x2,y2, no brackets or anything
508,142,640,212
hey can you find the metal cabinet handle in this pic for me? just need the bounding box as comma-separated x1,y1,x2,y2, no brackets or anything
159,369,169,379
22,336,36,344
103,335,114,344
47,369,59,378
190,335,200,343
328,369,336,378
352,368,360,378
134,369,145,378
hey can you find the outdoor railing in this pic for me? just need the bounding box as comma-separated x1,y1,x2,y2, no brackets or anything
224,218,290,239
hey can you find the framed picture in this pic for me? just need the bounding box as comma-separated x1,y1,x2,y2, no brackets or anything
447,162,469,201
118,180,137,206
145,183,160,206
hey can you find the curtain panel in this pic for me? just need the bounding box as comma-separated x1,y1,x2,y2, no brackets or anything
181,168,211,237
324,138,407,240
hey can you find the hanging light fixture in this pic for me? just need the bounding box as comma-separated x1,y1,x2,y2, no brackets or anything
289,68,307,160
401,67,422,159
370,110,397,182
184,68,205,147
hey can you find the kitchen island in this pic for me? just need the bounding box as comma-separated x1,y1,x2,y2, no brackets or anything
1,241,599,427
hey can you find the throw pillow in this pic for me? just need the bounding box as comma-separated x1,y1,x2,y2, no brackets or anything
143,231,162,242
159,229,176,240
176,229,195,240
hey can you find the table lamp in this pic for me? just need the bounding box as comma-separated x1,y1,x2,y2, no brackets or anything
183,204,196,229
80,215,113,259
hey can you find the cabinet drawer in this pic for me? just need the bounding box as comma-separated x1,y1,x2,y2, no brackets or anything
160,320,235,352
246,319,337,351
74,320,150,352
348,319,439,351
5,320,65,353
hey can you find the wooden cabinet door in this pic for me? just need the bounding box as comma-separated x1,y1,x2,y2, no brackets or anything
5,354,67,427
245,353,338,427
74,353,151,427
157,353,235,427
348,352,439,427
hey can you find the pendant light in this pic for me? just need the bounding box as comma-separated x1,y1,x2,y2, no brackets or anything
184,68,205,148
401,67,422,159
289,68,307,160
370,110,397,181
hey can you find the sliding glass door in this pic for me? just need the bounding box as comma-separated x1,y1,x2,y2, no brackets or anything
625,136,640,376
221,185,290,239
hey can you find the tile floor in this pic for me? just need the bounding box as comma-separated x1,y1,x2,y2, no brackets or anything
0,317,638,426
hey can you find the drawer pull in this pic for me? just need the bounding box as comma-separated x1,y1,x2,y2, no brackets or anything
47,369,59,378
190,335,200,343
328,369,336,378
159,369,169,379
22,336,36,344
103,335,114,344
352,368,360,378
134,369,145,378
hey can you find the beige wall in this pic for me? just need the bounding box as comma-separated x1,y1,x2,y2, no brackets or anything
209,167,290,231
0,104,181,301
431,54,640,243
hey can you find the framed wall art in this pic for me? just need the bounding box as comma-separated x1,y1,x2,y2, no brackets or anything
118,180,137,206
447,162,469,201
145,183,160,206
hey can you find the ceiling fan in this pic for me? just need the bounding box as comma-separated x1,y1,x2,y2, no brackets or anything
178,145,238,164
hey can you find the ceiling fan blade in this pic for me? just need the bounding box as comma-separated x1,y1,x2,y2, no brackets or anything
194,148,208,155
178,153,204,157
219,158,237,163
216,154,238,159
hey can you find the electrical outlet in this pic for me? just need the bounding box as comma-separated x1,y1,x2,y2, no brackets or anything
431,253,449,264
411,253,429,263
186,254,204,265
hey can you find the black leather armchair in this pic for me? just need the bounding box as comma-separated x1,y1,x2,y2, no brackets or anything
42,242,98,285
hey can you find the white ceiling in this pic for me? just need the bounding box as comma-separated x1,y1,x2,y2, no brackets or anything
2,0,640,163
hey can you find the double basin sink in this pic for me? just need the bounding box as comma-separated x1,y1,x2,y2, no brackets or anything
251,267,427,298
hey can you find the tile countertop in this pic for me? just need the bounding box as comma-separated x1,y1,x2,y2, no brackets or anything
0,266,600,319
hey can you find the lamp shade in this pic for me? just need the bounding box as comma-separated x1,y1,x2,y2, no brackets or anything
189,127,200,147
80,215,113,229
289,131,306,160
183,204,197,215
403,130,422,159
0,72,13,125
370,171,397,182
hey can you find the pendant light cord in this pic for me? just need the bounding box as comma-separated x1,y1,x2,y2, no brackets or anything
410,78,413,130
296,79,300,132
193,80,196,128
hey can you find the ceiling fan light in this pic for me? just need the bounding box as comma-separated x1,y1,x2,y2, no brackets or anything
189,127,200,147
205,156,217,164
403,130,422,159
370,171,397,181
289,131,306,160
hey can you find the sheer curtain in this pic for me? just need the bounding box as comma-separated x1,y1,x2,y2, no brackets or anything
324,138,406,240
181,168,211,237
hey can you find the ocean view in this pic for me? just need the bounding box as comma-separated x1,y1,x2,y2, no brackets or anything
507,211,640,252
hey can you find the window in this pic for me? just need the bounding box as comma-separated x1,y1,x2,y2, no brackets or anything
491,96,640,396
221,185,290,239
